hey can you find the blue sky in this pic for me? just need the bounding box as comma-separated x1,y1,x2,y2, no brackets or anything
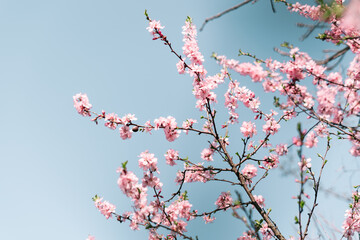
0,0,358,240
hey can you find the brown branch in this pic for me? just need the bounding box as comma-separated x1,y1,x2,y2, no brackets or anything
204,102,286,240
297,22,326,41
303,137,331,239
315,46,350,66
273,47,290,57
200,0,254,31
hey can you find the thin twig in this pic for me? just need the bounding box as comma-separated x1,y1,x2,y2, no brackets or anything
315,46,350,66
200,0,254,31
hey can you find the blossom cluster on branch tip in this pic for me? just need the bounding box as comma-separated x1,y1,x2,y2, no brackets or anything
164,149,179,166
240,121,257,138
342,190,360,240
73,93,92,117
253,195,265,209
215,191,233,210
93,195,116,219
175,163,215,184
241,164,257,185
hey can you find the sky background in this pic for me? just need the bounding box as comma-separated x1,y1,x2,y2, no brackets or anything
0,0,359,240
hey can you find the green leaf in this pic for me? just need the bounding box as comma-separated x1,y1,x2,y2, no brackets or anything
297,122,302,133
92,194,100,202
255,219,263,229
186,16,192,23
234,200,241,206
299,200,305,210
354,195,359,202
273,96,280,107
182,190,189,200
122,160,128,170
294,216,299,224
281,42,289,48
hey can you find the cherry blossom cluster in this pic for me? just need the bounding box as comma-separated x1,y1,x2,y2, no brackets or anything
342,190,360,239
288,2,322,21
154,117,180,142
114,153,197,237
241,164,257,185
74,3,360,239
175,163,215,184
73,97,202,143
215,191,233,210
73,93,92,117
93,195,116,219
215,41,359,156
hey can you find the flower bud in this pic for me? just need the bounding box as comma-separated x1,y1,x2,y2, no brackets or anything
132,126,139,132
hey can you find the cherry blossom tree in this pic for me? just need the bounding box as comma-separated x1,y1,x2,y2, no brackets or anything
74,1,360,239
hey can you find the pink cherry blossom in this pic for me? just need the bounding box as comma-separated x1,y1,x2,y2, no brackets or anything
86,235,95,240
216,55,267,82
94,197,116,219
215,192,233,210
182,18,204,65
241,164,258,180
263,154,279,169
175,163,214,183
350,135,360,156
176,59,186,74
275,144,288,156
154,116,180,142
164,149,179,166
237,231,257,240
298,157,311,171
117,167,140,198
201,148,214,161
104,113,120,130
262,118,280,135
288,2,322,21
259,139,272,148
146,20,164,33
260,222,274,240
121,114,137,125
342,191,360,239
304,131,318,148
166,196,193,221
341,0,360,31
182,118,197,134
119,125,132,140
144,120,153,134
240,121,257,138
203,215,215,224
253,195,265,208
142,172,162,190
314,123,329,137
138,150,158,172
73,93,92,117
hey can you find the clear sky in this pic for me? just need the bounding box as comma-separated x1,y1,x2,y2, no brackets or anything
0,0,358,240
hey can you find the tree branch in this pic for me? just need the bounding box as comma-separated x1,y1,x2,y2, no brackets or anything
200,0,254,31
